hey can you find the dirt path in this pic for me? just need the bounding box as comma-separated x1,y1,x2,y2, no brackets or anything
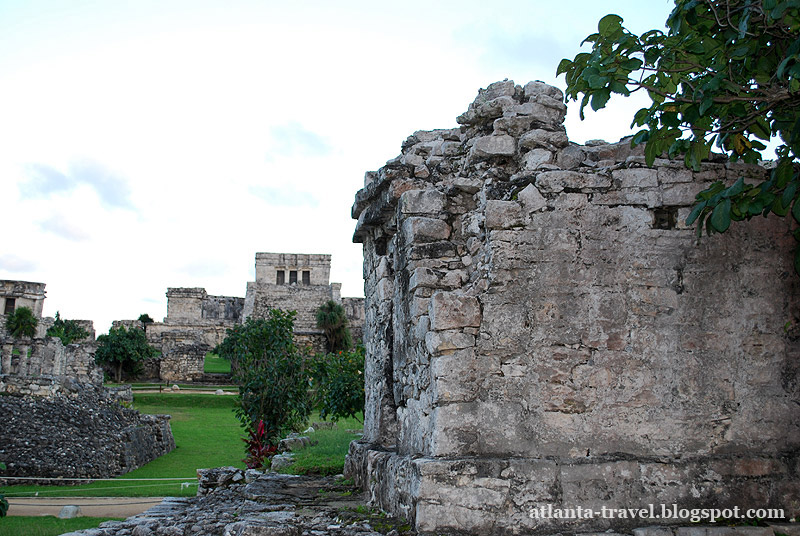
6,497,163,518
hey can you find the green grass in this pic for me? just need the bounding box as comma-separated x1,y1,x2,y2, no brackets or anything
3,394,245,498
203,352,231,374
0,516,123,536
280,414,363,476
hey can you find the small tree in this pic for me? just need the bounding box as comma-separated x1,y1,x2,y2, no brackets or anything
316,300,353,353
312,345,365,422
218,310,311,463
5,306,38,338
95,326,158,383
138,313,154,331
46,311,89,345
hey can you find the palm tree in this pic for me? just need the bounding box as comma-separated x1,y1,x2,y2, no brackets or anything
315,300,353,353
5,307,38,338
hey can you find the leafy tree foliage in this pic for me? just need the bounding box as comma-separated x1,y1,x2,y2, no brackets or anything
95,326,158,383
5,306,38,338
316,300,353,353
311,346,365,422
138,313,154,330
218,310,311,448
559,0,800,271
46,311,89,345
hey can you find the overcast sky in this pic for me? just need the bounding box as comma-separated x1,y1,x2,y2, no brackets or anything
0,0,674,333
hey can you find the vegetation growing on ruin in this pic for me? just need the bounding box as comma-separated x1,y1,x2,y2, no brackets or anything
4,307,38,338
559,0,800,271
45,312,89,345
316,300,353,353
95,326,159,383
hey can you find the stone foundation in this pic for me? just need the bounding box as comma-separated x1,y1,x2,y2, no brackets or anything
347,80,800,534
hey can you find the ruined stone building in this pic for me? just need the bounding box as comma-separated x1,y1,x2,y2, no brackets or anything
118,252,365,382
346,80,799,534
0,281,174,481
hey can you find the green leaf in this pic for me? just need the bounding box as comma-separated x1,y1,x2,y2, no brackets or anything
793,198,800,224
556,58,573,75
686,201,707,225
590,88,611,111
795,246,800,277
598,14,623,36
710,198,732,232
783,182,798,207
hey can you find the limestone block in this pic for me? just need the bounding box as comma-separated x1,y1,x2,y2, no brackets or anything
441,140,463,156
401,152,424,167
536,170,611,193
613,167,659,188
484,80,517,100
429,292,481,330
470,135,516,158
58,505,82,519
522,148,553,170
413,164,430,178
518,184,547,213
633,527,674,536
399,189,446,215
519,129,569,151
425,330,476,354
493,115,536,137
557,145,587,169
485,200,524,229
508,102,565,126
523,80,564,101
476,96,516,119
401,216,450,242
409,267,466,291
658,167,694,184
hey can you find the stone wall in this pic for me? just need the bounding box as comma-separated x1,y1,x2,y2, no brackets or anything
0,386,174,482
0,334,175,481
346,80,800,534
159,330,210,383
342,297,366,343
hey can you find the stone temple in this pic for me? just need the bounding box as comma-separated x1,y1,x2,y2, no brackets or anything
115,252,364,382
345,80,800,534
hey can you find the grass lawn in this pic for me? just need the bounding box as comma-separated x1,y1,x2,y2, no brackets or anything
203,352,231,374
281,414,364,476
0,516,123,536
3,394,245,498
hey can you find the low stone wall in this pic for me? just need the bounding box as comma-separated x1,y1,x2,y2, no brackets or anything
0,385,174,482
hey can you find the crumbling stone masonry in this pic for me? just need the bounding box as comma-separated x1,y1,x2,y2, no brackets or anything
346,80,800,534
0,334,175,481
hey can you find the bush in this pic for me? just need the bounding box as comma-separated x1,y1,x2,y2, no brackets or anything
46,311,89,345
5,306,38,338
95,326,158,383
218,310,312,454
312,345,365,422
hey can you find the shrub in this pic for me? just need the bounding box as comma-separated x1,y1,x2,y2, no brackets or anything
312,345,365,422
219,310,311,449
46,311,89,345
95,326,158,383
5,306,38,338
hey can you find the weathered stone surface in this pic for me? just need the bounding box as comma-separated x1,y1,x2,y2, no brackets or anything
348,79,800,535
470,135,516,158
485,199,524,229
65,470,411,536
0,386,174,482
429,292,481,330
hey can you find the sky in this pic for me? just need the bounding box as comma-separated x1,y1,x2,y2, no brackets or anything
0,0,675,333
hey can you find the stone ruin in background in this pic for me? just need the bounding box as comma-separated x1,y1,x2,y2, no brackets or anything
346,80,800,534
117,252,366,382
0,279,175,482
